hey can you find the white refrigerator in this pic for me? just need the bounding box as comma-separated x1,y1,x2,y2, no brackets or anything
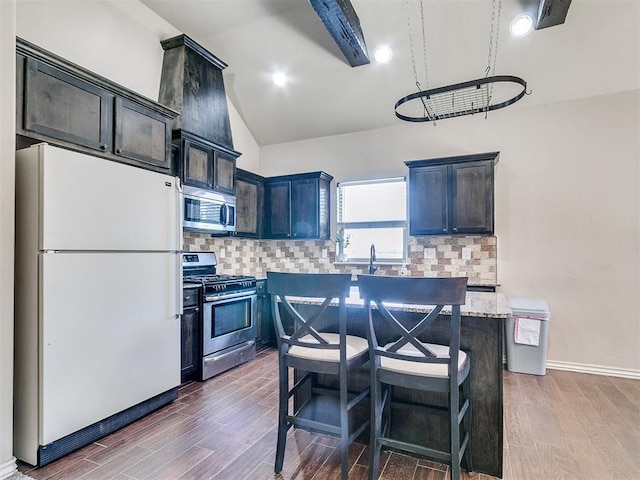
14,144,183,466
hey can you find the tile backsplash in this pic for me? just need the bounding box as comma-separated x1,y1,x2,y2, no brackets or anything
183,233,497,285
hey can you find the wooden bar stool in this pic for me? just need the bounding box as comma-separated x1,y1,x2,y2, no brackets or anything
357,275,472,480
267,272,370,480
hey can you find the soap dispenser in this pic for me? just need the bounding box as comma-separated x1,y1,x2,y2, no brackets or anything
400,263,408,276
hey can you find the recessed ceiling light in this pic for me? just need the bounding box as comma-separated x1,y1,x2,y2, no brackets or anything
272,72,287,87
510,13,534,37
373,44,393,64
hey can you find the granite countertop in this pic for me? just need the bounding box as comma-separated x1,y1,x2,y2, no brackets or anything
288,288,512,319
257,274,495,288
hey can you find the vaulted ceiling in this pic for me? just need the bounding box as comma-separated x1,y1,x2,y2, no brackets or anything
141,0,639,146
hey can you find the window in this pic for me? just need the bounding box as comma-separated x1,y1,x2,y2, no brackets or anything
337,178,406,261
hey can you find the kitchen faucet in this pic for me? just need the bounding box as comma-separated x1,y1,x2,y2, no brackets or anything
369,244,378,275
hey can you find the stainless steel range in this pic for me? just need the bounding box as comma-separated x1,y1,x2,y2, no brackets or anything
183,252,257,380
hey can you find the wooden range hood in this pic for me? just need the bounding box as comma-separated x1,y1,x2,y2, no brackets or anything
158,34,237,155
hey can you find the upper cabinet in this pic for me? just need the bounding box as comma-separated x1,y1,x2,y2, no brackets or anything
264,172,332,239
234,168,265,238
16,38,177,173
176,134,237,195
406,152,498,235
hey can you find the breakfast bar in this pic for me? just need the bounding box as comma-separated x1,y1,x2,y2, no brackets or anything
283,289,511,479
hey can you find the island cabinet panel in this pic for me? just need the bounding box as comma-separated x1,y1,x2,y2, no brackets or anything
234,168,264,238
16,38,177,174
281,303,504,479
264,171,332,239
407,152,498,236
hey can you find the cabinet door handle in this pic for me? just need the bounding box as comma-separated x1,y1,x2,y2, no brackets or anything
116,147,123,154
442,228,447,232
100,144,108,151
453,227,458,232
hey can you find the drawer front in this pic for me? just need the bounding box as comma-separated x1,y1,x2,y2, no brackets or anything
256,279,267,295
183,287,200,307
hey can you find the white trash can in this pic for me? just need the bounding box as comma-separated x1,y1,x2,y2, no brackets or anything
505,297,550,375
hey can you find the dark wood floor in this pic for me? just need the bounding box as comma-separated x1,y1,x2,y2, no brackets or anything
19,348,640,480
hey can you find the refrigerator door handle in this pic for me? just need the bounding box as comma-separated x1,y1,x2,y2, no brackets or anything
177,252,183,318
176,178,183,318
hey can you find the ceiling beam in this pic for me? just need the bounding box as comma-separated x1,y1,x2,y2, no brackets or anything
308,0,369,67
535,0,572,30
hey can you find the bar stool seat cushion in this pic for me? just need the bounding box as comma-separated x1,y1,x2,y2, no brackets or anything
289,333,369,362
380,342,468,378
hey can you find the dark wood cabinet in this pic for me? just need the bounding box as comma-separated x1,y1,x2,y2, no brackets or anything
181,287,201,383
265,180,291,238
234,168,264,238
255,279,275,351
16,38,177,173
175,134,238,195
264,171,332,239
181,138,214,189
22,57,112,152
408,164,449,234
213,151,236,194
114,98,171,169
406,152,498,235
451,161,494,233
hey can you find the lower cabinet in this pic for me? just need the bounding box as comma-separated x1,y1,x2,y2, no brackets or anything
181,287,201,383
255,279,275,350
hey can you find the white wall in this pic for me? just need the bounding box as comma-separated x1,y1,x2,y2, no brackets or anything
15,0,260,168
261,90,640,375
0,1,17,477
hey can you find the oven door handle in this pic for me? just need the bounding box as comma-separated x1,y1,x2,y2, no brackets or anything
205,290,257,303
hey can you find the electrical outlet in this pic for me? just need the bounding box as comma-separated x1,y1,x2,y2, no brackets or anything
275,248,282,258
423,247,436,259
219,248,225,258
462,247,472,260
321,249,328,258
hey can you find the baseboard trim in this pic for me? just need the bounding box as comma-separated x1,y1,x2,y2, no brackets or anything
0,457,17,480
502,355,640,379
546,360,640,379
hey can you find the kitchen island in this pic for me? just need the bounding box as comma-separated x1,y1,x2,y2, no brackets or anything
282,289,511,478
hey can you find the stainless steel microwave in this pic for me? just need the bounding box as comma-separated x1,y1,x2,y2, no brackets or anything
183,185,236,233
